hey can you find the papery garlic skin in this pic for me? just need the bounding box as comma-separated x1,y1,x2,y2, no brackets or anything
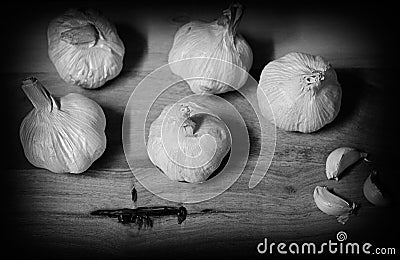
168,2,253,94
20,78,106,173
147,102,231,183
257,52,341,133
48,9,125,89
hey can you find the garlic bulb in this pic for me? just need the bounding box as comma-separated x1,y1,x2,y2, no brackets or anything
313,186,357,224
20,77,106,173
48,9,125,89
147,102,231,183
257,52,342,133
168,2,253,94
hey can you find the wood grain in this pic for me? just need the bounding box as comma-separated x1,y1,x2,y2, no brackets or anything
4,67,398,257
2,1,392,74
2,1,398,258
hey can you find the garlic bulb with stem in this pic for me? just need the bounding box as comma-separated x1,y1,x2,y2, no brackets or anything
147,102,231,183
168,2,253,94
257,52,342,133
48,8,125,89
20,77,106,173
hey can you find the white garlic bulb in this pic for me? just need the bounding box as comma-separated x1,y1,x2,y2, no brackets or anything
20,77,106,173
147,102,231,183
48,9,125,89
257,52,342,133
168,2,253,94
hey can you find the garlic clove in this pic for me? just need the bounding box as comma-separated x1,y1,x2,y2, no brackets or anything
313,186,357,224
325,147,368,180
363,170,391,207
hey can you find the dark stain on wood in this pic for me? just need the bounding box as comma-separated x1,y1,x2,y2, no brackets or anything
284,185,297,195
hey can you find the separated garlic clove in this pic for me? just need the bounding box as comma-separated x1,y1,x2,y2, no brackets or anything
313,186,357,224
363,171,391,207
325,147,368,180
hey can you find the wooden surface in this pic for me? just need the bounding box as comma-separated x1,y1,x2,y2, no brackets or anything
2,1,398,258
